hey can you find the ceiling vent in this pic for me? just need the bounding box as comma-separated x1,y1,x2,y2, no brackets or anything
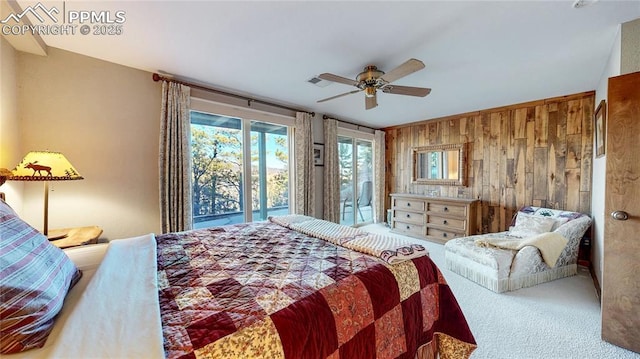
307,77,331,87
572,0,598,8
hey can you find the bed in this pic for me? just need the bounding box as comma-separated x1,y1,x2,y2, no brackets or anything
2,200,476,358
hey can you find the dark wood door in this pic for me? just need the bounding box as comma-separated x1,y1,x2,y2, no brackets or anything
602,71,640,353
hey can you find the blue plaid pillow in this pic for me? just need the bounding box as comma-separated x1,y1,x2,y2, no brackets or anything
0,199,81,354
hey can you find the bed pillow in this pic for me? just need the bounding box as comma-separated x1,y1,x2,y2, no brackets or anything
0,199,82,354
508,212,557,238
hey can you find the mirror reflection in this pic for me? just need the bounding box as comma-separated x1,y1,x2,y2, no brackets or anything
416,150,460,180
412,143,467,186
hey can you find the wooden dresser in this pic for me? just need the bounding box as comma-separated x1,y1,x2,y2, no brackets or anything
390,193,478,244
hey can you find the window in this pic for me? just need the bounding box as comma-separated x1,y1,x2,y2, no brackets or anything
338,130,374,227
190,100,294,228
191,113,243,226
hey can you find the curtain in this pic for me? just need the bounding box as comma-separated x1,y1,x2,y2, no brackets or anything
373,129,386,223
159,81,192,233
323,118,340,223
294,112,315,216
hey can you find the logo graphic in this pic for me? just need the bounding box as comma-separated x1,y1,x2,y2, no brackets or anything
1,1,126,36
1,2,59,24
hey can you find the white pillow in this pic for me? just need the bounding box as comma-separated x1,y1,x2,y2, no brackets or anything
509,212,557,238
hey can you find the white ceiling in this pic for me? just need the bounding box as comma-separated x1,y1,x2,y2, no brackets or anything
14,0,640,128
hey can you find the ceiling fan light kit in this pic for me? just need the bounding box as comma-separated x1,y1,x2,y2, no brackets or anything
317,58,431,110
357,66,385,86
364,86,377,98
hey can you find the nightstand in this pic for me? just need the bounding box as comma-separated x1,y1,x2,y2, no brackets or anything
49,226,103,249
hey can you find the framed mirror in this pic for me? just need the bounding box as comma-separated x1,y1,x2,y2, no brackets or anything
411,143,467,186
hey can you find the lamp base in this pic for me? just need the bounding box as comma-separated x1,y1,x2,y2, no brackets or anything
47,229,68,241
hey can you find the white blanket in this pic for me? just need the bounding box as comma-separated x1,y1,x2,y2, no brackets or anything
475,231,568,267
47,234,164,358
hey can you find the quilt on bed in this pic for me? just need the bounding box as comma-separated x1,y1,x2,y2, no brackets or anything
156,217,476,359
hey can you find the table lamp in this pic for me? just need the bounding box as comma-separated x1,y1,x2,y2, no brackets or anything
10,151,83,240
0,168,11,201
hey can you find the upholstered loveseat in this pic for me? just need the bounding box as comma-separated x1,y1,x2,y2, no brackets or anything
444,206,592,293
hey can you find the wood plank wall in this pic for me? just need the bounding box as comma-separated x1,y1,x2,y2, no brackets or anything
384,91,594,234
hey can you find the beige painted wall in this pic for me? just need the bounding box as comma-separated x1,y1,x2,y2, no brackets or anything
16,47,162,239
621,18,640,74
0,37,23,208
592,27,621,289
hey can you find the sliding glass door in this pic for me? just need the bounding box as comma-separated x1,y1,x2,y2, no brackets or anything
339,134,373,227
249,120,290,221
191,113,243,226
190,110,291,228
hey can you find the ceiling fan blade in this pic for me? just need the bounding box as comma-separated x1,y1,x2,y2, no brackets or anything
379,58,425,84
381,85,431,97
318,73,359,87
365,93,378,110
317,89,361,103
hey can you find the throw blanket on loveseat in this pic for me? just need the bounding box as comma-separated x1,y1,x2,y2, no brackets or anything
474,232,568,267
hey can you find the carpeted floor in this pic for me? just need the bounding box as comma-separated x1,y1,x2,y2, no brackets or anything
361,224,639,359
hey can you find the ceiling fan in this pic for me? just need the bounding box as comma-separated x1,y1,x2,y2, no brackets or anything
316,58,431,110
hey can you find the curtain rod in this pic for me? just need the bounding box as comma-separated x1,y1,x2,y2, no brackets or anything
152,73,314,116
322,114,376,131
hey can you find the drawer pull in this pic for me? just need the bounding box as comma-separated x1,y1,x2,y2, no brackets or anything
407,203,411,207
406,214,411,218
443,220,448,225
443,233,448,238
406,225,410,230
444,207,449,212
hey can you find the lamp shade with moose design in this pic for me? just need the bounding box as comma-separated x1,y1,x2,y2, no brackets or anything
10,151,83,238
11,151,83,181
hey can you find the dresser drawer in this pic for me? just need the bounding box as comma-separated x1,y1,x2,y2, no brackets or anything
394,210,424,224
427,202,466,217
393,221,425,237
427,215,466,231
389,194,478,244
393,198,426,211
426,227,464,241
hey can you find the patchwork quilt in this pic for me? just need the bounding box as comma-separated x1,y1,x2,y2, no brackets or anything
157,218,476,359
